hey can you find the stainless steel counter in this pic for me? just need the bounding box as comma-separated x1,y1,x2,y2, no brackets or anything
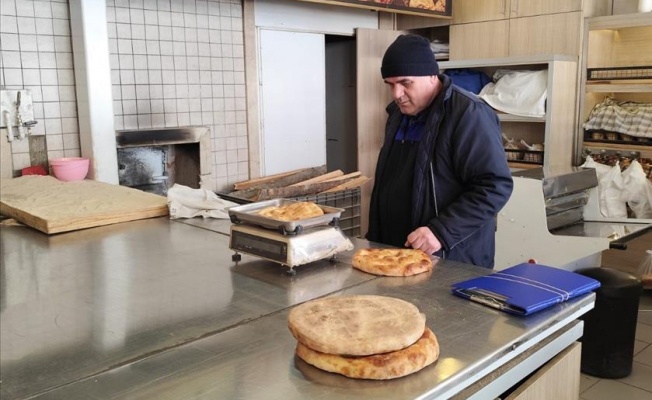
0,218,594,399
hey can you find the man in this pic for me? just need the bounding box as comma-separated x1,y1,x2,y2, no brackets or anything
367,34,513,268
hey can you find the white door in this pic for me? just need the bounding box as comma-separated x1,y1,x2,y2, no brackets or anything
259,29,326,175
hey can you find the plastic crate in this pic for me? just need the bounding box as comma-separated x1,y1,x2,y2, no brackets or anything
292,187,362,238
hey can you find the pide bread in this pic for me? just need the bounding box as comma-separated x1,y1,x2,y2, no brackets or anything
258,201,324,221
352,248,433,277
295,327,439,380
288,295,426,356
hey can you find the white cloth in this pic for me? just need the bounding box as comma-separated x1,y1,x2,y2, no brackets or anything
167,184,238,219
479,70,548,118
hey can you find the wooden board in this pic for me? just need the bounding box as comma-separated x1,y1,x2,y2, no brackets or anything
0,176,169,234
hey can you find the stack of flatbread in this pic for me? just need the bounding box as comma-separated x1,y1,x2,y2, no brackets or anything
257,201,324,221
288,295,439,380
352,248,434,277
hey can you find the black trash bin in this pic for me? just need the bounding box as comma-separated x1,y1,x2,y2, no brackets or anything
576,267,643,379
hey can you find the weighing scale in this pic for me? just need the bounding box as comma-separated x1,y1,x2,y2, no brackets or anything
228,199,354,274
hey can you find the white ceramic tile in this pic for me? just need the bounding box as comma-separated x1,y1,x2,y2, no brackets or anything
106,6,116,23
158,10,171,26
131,0,144,9
163,99,176,112
581,375,652,400
59,102,76,118
58,86,75,102
39,52,56,68
1,50,20,68
32,1,51,18
144,9,158,24
4,68,23,86
56,52,73,68
144,0,157,10
120,69,135,85
136,85,150,100
114,115,124,130
19,34,37,51
41,86,60,102
45,133,64,150
207,1,220,16
137,114,151,128
115,7,130,24
151,113,165,127
12,152,31,170
62,133,80,150
123,99,137,114
117,38,132,54
177,112,190,126
35,18,53,35
150,99,163,113
23,69,41,86
136,99,150,113
176,98,189,112
51,2,68,19
15,0,34,17
132,25,145,40
157,0,170,12
116,23,131,39
52,19,69,36
123,115,138,129
133,40,147,55
134,70,149,85
43,102,61,119
62,148,80,158
188,70,200,84
36,35,55,51
61,117,78,134
164,113,177,127
44,118,61,135
130,8,145,25
53,36,71,52
16,16,36,35
57,69,74,85
170,0,183,13
0,15,18,33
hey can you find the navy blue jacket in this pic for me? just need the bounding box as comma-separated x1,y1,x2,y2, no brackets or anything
367,75,513,268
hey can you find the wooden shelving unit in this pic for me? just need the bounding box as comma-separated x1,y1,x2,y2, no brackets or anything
577,13,652,165
439,54,578,169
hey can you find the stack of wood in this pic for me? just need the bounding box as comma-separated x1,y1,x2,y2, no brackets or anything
226,165,371,202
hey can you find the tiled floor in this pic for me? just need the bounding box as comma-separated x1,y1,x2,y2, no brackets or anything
579,291,652,400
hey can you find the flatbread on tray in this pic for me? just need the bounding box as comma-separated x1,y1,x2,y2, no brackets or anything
288,295,426,356
352,248,433,277
295,327,439,380
257,201,324,221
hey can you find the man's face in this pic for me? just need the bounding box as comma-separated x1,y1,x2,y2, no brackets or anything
384,75,438,116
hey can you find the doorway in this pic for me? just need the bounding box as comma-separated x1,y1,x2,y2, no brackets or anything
325,35,357,174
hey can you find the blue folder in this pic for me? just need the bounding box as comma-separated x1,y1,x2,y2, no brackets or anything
451,263,601,316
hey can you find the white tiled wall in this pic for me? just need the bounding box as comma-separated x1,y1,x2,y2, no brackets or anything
1,0,248,190
107,0,248,191
1,0,81,173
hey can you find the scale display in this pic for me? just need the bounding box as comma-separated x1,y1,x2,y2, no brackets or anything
230,230,288,263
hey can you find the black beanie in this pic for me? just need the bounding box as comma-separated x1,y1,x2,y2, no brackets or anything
381,34,439,79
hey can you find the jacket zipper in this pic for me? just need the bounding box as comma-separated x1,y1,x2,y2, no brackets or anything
429,161,445,260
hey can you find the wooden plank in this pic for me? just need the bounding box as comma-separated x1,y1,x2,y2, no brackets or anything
289,170,343,187
320,176,372,193
0,176,168,234
254,181,343,201
232,165,327,192
323,171,362,182
233,167,308,190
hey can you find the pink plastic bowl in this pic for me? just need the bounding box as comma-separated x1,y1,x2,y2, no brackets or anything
50,157,90,182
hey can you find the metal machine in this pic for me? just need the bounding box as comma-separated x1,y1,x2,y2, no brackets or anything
228,199,354,274
495,166,652,271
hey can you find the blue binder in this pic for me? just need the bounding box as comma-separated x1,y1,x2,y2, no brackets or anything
451,263,601,316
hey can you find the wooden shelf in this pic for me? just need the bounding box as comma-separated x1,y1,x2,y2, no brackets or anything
582,142,652,158
585,82,652,93
498,114,545,123
508,161,542,170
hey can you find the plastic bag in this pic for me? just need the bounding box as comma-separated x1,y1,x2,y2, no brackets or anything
581,156,627,218
637,250,652,289
167,184,239,219
620,160,652,218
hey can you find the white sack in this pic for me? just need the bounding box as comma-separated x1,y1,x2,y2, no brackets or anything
581,156,627,218
167,184,239,219
478,70,548,118
620,160,652,218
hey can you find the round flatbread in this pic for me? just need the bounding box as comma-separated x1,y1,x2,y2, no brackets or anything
258,201,324,221
288,295,426,356
352,248,433,277
295,327,439,380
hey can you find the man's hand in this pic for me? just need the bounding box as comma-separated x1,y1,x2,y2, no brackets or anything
405,227,442,255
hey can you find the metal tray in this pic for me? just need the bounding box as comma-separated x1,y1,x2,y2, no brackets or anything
227,199,344,235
